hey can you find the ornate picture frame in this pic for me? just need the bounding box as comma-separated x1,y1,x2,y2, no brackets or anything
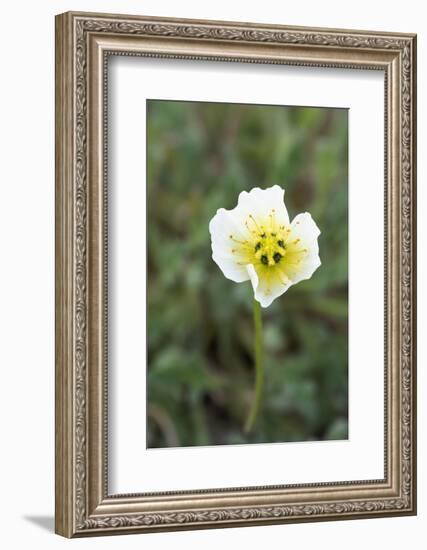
55,11,417,537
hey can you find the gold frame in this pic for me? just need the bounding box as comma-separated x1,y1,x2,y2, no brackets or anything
55,11,417,538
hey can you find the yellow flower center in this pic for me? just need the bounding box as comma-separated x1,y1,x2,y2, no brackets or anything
228,210,308,271
254,231,286,266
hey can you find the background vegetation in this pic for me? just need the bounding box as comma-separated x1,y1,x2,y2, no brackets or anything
147,99,348,448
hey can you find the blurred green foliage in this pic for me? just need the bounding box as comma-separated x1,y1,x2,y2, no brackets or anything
147,99,348,448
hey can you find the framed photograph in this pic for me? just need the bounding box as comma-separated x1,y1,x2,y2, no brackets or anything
55,11,417,537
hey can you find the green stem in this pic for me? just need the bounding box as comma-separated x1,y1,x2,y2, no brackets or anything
244,298,264,433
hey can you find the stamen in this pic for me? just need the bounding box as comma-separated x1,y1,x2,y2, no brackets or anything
285,259,302,265
277,272,290,286
229,235,248,245
261,255,268,265
248,214,262,233
245,221,258,235
269,209,276,230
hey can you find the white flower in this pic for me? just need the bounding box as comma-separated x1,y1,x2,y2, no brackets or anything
209,185,321,308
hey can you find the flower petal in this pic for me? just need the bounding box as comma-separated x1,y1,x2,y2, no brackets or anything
290,212,320,245
246,263,292,308
285,212,321,284
237,185,290,228
209,208,250,283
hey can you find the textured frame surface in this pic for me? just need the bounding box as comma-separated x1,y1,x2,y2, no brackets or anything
55,11,416,538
